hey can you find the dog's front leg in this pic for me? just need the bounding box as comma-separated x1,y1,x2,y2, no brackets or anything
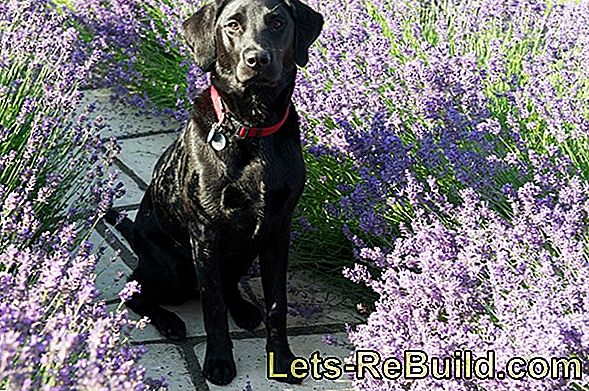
189,222,236,386
260,224,302,384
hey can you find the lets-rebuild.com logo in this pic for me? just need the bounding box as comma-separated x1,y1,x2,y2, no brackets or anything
267,350,585,382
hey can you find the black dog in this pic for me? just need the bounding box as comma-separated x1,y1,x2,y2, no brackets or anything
105,0,323,385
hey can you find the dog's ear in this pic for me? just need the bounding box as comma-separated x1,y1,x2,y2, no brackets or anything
289,0,323,67
183,3,217,72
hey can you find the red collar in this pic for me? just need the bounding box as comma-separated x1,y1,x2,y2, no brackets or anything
210,85,290,138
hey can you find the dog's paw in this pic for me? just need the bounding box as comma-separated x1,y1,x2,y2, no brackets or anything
267,347,304,385
203,352,236,385
151,309,186,341
229,298,263,331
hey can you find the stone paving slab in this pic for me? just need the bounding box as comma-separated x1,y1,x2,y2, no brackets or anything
117,133,178,184
80,89,179,139
245,274,364,329
90,231,131,301
194,333,354,390
100,209,138,258
140,344,197,390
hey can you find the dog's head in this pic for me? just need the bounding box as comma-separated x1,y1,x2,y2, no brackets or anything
183,0,323,89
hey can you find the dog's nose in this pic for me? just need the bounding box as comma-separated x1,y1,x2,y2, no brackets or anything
243,48,272,69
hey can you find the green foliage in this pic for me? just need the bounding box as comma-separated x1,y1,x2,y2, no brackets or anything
109,0,589,307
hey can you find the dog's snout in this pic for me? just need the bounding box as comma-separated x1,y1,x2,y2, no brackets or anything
243,48,272,69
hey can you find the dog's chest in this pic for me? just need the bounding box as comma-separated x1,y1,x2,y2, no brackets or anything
197,141,295,233
219,156,265,212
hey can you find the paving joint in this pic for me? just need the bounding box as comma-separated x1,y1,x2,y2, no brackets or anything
113,203,141,212
132,322,355,347
104,298,120,306
178,341,211,391
106,128,179,143
115,157,149,191
95,220,137,270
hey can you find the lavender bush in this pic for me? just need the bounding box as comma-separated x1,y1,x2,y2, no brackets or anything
1,0,161,388
295,0,589,389
346,164,589,390
34,0,589,389
0,0,120,237
62,0,208,120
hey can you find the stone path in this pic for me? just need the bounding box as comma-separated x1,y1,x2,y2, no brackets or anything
84,90,362,391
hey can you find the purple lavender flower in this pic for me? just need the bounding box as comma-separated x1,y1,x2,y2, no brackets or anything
0,0,160,388
119,280,141,302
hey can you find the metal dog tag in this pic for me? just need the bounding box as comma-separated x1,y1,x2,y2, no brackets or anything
207,123,227,151
206,126,217,143
210,131,227,151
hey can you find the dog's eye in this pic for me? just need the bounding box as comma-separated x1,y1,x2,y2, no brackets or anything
226,20,241,31
271,19,284,30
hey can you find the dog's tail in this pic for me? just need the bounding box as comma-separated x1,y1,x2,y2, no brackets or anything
104,209,135,244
